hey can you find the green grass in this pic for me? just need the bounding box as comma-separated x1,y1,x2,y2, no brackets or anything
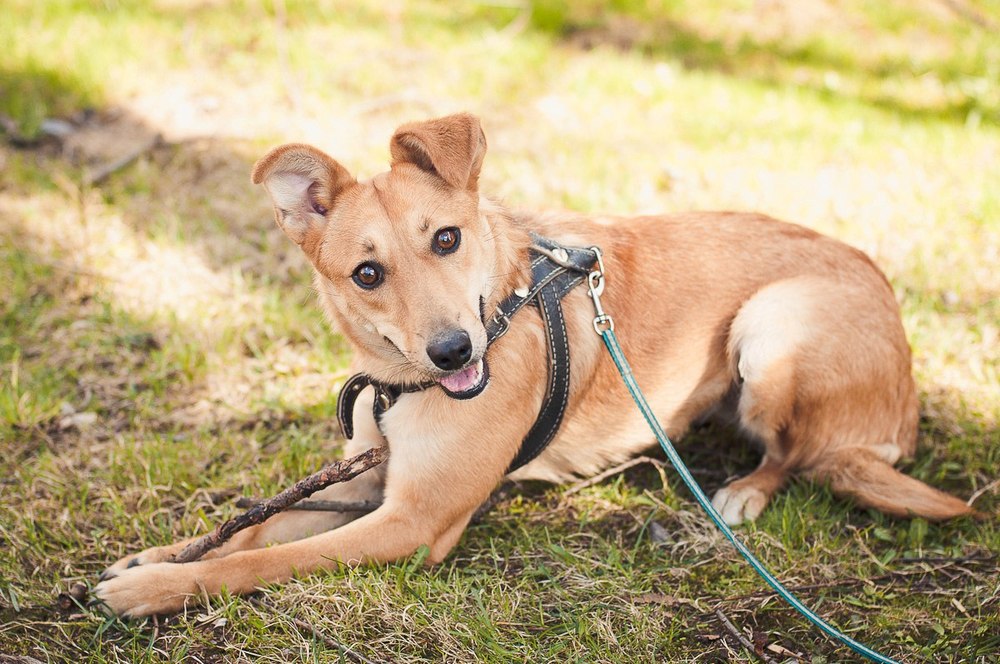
1,0,998,661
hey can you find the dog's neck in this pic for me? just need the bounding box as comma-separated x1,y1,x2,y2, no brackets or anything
479,197,533,318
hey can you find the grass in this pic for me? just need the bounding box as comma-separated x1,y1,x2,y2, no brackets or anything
1,0,998,661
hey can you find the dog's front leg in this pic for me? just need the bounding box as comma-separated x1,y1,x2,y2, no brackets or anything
100,389,388,577
93,502,443,616
94,393,521,617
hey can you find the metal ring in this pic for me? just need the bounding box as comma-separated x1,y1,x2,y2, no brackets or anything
491,313,511,339
593,315,615,334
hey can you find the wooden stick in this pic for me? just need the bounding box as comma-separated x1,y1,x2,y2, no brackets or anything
715,607,776,664
238,481,511,523
234,497,381,513
172,446,388,564
83,134,162,186
563,455,666,496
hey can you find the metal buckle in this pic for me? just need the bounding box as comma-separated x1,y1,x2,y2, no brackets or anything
491,310,511,340
587,247,614,335
589,246,606,277
593,314,614,334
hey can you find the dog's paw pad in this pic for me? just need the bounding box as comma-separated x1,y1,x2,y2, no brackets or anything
712,485,768,525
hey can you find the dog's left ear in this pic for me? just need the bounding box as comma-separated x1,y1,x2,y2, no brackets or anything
389,113,487,192
251,143,355,252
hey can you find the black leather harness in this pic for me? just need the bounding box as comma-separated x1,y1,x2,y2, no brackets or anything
336,235,598,473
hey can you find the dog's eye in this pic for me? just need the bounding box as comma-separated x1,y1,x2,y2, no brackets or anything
352,262,384,289
433,227,461,255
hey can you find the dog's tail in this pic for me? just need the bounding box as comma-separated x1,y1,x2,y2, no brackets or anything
811,447,980,521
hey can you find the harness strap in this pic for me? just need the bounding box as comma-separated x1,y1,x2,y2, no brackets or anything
485,237,594,344
506,281,571,471
336,235,595,474
336,374,430,441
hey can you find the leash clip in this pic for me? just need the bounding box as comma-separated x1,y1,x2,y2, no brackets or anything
491,310,511,340
587,247,614,335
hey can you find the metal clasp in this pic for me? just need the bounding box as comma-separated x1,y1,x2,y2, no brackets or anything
587,247,614,335
491,310,511,340
376,391,392,411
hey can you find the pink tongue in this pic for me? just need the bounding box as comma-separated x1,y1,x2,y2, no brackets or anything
439,361,482,393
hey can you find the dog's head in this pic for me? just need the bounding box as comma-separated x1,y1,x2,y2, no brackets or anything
253,113,525,398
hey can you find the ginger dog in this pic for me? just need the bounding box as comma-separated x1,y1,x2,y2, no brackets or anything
96,113,973,616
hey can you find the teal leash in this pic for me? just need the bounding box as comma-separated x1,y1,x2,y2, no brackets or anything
582,247,899,664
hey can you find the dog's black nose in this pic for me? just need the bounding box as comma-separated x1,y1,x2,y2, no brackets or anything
427,330,473,371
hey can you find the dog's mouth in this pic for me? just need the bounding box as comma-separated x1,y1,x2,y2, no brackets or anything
437,358,490,400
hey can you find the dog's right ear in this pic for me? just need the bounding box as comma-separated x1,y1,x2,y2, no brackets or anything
389,113,487,192
251,144,355,251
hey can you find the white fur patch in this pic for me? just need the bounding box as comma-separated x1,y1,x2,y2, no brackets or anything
871,443,902,464
729,279,817,384
712,485,769,524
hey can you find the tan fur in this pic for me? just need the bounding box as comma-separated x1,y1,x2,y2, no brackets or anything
96,113,975,617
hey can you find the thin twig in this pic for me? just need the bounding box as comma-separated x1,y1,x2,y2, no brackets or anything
234,497,381,513
83,134,162,186
968,478,1000,506
471,482,514,524
172,446,388,563
563,455,666,496
715,607,777,664
247,596,385,664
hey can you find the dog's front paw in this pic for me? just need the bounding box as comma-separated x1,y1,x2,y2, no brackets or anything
93,562,200,617
99,543,189,582
712,485,768,525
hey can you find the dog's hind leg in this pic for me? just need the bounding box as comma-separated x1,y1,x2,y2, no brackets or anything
715,275,974,524
204,389,390,550
711,278,820,524
711,346,797,524
220,387,390,546
712,455,789,525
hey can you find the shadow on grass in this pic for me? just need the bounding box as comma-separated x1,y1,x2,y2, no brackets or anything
659,410,997,517
516,3,998,126
0,61,101,141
